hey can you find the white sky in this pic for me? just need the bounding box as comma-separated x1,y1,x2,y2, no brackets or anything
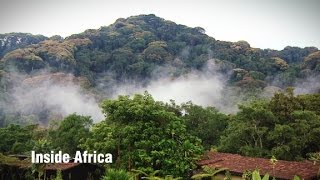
0,0,319,50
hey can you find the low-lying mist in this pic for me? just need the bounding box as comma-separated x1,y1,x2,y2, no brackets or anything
110,60,240,113
6,73,104,123
294,75,320,94
2,59,318,126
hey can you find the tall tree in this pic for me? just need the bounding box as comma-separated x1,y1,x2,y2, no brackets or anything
81,93,203,178
48,113,92,155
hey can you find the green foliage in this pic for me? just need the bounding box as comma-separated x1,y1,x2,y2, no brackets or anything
191,166,228,180
2,14,317,91
0,15,319,178
219,100,276,157
1,15,319,127
101,168,133,180
269,88,302,121
81,93,203,178
55,170,63,180
219,89,320,160
0,33,48,58
272,57,289,70
251,170,269,180
308,152,320,164
182,102,228,149
303,51,320,71
293,175,301,180
2,38,91,73
224,170,232,180
0,153,24,164
0,124,36,154
297,93,320,115
33,139,53,154
279,46,318,64
242,170,252,180
48,113,92,155
0,154,32,179
31,163,45,180
132,169,182,180
2,47,46,73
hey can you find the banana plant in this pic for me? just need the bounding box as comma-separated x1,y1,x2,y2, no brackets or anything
131,169,182,180
251,170,269,180
293,175,300,180
191,166,228,180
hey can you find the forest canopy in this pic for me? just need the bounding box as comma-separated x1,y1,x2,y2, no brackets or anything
0,91,319,169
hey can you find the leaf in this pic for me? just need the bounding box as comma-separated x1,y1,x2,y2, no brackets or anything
191,173,213,179
252,170,261,180
293,175,300,180
131,169,149,176
262,173,269,180
211,168,229,176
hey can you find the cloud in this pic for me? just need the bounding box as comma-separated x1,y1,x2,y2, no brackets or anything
294,75,320,94
110,60,239,113
7,73,104,123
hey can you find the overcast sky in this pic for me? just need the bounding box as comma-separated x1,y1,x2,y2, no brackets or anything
0,0,319,50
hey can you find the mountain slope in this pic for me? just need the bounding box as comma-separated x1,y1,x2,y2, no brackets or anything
1,15,319,86
0,14,319,125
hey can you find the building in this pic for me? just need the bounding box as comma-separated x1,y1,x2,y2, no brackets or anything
198,152,320,180
42,163,103,180
0,154,104,180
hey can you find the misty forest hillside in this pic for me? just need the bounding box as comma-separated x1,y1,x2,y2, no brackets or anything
1,15,320,178
0,14,320,126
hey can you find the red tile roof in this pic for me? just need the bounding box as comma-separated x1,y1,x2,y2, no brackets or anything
0,157,80,171
198,152,320,180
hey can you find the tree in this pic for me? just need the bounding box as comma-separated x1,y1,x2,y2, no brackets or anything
220,89,320,160
48,113,92,155
269,88,302,122
0,124,35,154
297,93,320,115
181,102,228,149
2,48,46,73
143,41,172,64
81,93,203,178
219,100,276,157
303,51,320,71
268,110,320,160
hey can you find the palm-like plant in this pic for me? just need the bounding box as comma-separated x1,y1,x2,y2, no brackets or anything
251,170,300,180
308,152,320,177
144,175,182,180
102,168,133,180
191,166,228,180
54,170,63,180
251,170,269,180
131,169,182,180
31,163,46,180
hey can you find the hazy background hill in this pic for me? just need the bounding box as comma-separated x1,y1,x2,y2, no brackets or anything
0,14,319,126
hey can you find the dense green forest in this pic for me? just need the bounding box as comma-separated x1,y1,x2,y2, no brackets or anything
0,14,320,178
0,90,319,178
